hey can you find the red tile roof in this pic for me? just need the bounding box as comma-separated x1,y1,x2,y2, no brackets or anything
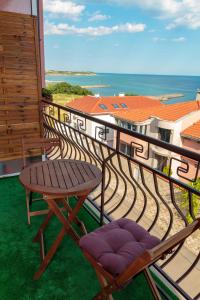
182,121,200,140
113,101,200,122
66,95,162,114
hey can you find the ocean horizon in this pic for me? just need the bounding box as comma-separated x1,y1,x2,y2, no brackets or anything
46,73,200,104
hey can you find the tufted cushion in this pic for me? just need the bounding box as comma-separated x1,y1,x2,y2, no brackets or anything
79,218,160,277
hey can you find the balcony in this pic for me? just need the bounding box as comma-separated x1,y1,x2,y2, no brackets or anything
0,176,170,300
0,100,199,300
43,100,200,299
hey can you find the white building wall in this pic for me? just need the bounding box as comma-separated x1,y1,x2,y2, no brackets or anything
69,113,115,146
180,110,200,131
67,109,200,180
92,115,115,146
148,119,159,139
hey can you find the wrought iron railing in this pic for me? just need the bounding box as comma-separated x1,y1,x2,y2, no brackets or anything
42,99,200,300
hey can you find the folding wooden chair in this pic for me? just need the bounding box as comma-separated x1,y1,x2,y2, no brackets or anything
79,217,200,300
21,137,63,224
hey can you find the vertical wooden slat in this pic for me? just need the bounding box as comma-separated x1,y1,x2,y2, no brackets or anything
0,11,42,161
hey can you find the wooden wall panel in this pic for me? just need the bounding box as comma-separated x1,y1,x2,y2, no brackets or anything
0,11,42,161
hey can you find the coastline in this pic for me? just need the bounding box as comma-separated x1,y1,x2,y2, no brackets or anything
46,73,96,77
81,85,110,89
45,80,110,89
149,93,184,101
45,73,199,102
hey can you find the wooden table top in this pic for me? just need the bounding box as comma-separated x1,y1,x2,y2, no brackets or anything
19,159,102,197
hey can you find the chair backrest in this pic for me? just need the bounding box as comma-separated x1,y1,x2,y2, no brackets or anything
22,137,63,168
116,217,200,287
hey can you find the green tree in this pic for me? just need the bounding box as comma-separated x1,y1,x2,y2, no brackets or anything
125,93,138,96
162,165,172,176
181,178,200,223
42,87,53,101
47,82,93,95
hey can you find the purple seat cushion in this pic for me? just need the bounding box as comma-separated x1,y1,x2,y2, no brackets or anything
79,218,160,277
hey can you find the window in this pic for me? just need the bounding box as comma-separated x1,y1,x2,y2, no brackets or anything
121,121,127,128
99,104,108,110
112,104,120,108
154,154,168,172
103,128,109,134
158,128,171,143
116,119,121,126
99,128,109,139
139,125,147,135
120,103,128,108
132,124,137,132
120,143,133,157
120,143,126,154
126,123,137,131
126,144,131,156
127,123,132,130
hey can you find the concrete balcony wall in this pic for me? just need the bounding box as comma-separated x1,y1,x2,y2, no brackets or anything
0,0,32,14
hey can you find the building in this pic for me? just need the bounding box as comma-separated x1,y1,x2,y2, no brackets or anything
181,120,200,179
67,95,200,176
113,100,200,173
66,94,163,146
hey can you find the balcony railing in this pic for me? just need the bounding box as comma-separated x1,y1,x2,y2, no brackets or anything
42,99,200,300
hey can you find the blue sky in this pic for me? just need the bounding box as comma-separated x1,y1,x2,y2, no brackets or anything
43,0,200,76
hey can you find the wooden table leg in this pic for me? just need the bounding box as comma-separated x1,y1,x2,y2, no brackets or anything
65,198,87,235
46,195,87,234
34,194,88,280
34,227,66,280
33,210,54,243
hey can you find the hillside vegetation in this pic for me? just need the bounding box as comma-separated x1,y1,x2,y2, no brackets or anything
42,81,91,107
53,94,83,106
46,70,96,76
47,82,93,96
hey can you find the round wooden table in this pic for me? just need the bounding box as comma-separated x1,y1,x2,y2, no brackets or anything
19,159,102,197
19,159,102,279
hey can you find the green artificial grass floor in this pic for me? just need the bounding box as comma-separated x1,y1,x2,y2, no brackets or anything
0,176,157,300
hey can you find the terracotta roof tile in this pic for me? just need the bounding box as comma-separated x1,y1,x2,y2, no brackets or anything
113,101,200,122
182,121,200,140
66,95,162,114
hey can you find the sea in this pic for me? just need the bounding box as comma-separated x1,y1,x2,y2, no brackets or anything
46,73,200,104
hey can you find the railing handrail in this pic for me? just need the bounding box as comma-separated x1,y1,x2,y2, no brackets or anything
42,99,200,162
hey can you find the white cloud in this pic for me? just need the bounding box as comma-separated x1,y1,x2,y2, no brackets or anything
111,0,181,14
166,13,200,30
45,21,146,36
153,36,186,42
89,11,111,22
153,37,166,42
172,36,186,42
44,0,85,19
108,0,200,29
